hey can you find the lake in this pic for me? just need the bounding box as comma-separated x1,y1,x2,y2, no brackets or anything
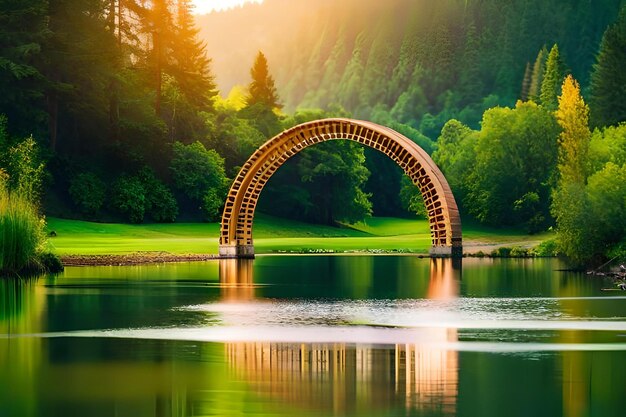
1,256,625,417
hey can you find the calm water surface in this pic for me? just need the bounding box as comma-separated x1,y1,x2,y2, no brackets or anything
1,256,625,417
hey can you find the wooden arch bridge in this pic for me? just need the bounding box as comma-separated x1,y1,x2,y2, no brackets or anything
219,118,462,258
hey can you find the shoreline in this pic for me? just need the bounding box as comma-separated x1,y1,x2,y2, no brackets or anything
59,246,547,267
61,252,219,267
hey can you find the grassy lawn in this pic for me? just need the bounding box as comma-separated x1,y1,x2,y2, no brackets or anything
45,214,552,256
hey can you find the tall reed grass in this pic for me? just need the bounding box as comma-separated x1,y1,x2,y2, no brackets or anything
0,187,46,273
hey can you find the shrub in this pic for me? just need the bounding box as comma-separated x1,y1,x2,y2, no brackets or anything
0,188,46,273
139,168,178,222
607,240,626,261
39,252,64,273
490,247,512,257
510,246,530,257
6,137,45,204
146,182,178,222
170,141,229,220
111,169,179,223
532,239,560,257
69,172,107,215
203,188,225,221
111,176,146,223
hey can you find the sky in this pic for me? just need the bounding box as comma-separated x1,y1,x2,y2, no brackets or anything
191,0,264,14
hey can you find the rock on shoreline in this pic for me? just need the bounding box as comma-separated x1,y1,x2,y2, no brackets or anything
61,252,218,267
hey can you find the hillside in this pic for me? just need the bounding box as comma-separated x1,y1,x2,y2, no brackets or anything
199,0,623,131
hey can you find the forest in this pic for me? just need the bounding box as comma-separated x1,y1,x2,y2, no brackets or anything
1,0,625,266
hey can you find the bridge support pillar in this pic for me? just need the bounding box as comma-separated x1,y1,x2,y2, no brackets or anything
429,245,463,258
219,244,255,259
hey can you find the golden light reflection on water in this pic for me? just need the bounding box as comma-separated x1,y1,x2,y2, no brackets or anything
225,336,459,414
219,258,255,301
221,258,461,415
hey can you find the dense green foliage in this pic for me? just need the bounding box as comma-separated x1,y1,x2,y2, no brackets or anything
434,102,560,232
197,0,623,221
551,76,626,265
258,108,373,225
590,6,626,127
202,0,621,124
0,1,625,265
469,102,559,230
170,141,228,221
69,173,107,215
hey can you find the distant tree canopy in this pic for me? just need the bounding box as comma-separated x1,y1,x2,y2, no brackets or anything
199,0,623,132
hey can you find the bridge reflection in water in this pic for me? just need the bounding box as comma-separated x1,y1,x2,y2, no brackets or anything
219,258,461,415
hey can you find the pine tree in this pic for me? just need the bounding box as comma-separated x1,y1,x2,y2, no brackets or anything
459,23,484,105
520,62,532,101
590,6,626,127
136,0,175,114
360,22,394,108
540,44,565,111
44,0,121,152
171,0,217,107
0,0,48,139
528,46,547,103
336,31,367,111
247,51,281,109
107,0,122,143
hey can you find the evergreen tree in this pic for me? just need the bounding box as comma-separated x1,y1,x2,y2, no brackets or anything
528,46,547,102
159,0,217,141
459,23,484,105
336,31,367,111
0,0,48,138
387,27,419,105
246,51,281,109
171,0,216,105
106,0,123,143
590,6,626,127
540,44,565,111
520,62,532,101
360,22,394,108
134,0,175,115
44,0,120,152
316,27,348,108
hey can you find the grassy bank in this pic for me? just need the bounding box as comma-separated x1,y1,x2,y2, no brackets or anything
45,214,552,256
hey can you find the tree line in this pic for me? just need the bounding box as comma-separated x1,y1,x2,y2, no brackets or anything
1,0,625,265
432,9,626,265
0,0,370,227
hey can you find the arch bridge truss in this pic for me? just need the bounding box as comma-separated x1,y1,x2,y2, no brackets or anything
219,118,462,258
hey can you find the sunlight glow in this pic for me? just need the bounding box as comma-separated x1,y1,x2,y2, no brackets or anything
192,0,264,14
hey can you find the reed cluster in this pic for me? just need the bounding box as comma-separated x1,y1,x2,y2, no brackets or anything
0,187,46,274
